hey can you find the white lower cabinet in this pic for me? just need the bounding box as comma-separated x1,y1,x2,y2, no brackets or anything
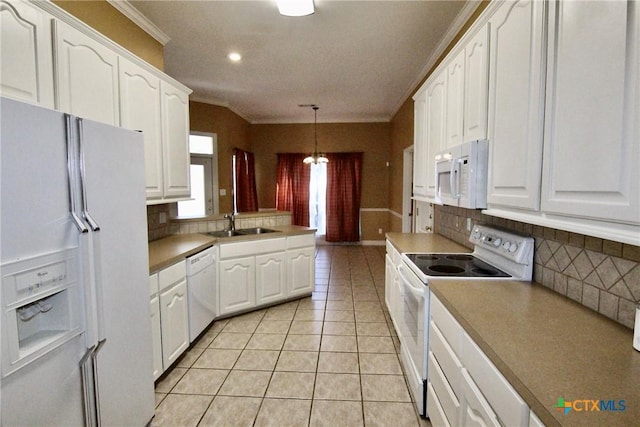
428,295,533,427
256,252,287,305
149,273,163,381
385,240,402,336
219,256,256,316
157,261,189,371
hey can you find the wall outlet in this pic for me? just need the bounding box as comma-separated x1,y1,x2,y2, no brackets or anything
378,228,383,234
159,212,167,224
220,188,227,196
466,218,472,231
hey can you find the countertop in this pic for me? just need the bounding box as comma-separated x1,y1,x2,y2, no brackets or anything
386,232,639,426
148,225,315,273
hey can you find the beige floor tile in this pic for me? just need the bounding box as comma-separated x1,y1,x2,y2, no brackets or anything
298,298,326,310
154,392,166,408
263,309,296,321
275,351,318,372
254,398,312,427
198,396,262,427
234,309,266,321
325,300,354,311
222,318,260,333
155,367,187,393
193,328,219,349
151,394,212,427
356,322,391,337
357,336,396,353
208,319,228,333
192,349,241,369
361,374,411,402
310,400,364,427
172,368,229,395
326,291,353,301
209,332,252,349
255,319,292,334
218,370,272,397
294,309,325,321
355,310,387,323
359,353,402,375
323,310,355,322
176,346,205,368
363,402,421,427
246,333,287,350
269,300,300,311
354,300,383,311
283,334,321,351
322,321,356,336
317,352,359,374
314,373,362,400
265,372,315,398
320,335,357,353
289,320,323,335
352,289,381,302
234,349,280,371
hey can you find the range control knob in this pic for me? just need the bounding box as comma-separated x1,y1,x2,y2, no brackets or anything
471,229,482,240
502,241,511,251
493,238,502,247
509,242,518,253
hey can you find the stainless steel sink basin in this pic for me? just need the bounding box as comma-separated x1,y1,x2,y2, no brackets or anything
205,230,242,238
235,227,278,235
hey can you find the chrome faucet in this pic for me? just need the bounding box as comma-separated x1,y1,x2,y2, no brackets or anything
224,212,235,231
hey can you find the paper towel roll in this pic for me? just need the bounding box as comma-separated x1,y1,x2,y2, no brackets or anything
634,305,640,351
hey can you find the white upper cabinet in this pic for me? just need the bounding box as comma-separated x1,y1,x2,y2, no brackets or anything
53,20,119,126
445,49,465,148
486,0,546,211
119,58,164,200
541,0,639,225
0,0,54,108
412,89,429,200
463,24,489,142
425,71,447,198
160,80,191,199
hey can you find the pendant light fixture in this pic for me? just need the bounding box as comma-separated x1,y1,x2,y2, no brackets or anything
277,0,314,17
303,106,328,164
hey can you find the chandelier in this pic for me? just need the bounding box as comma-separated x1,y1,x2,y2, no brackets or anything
303,106,328,164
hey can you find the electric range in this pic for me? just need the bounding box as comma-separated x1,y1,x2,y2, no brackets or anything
396,225,534,417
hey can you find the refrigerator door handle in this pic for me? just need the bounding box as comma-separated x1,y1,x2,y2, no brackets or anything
91,339,107,427
80,345,97,427
65,115,88,233
76,118,100,232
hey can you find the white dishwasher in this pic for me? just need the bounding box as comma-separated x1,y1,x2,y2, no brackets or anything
186,246,217,342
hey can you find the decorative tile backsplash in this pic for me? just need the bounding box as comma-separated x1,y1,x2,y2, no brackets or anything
435,205,640,329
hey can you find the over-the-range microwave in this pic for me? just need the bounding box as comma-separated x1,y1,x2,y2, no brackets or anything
434,139,488,209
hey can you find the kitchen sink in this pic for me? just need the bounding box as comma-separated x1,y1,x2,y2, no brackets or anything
235,227,278,235
204,227,278,238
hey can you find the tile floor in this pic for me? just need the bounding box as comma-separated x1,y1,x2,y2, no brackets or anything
153,245,430,427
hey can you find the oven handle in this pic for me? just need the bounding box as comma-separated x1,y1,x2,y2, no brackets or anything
397,263,425,297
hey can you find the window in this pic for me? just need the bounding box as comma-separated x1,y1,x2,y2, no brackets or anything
309,162,326,235
177,134,218,217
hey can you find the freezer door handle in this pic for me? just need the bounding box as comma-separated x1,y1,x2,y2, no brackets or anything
77,118,100,232
80,345,96,427
91,339,107,427
65,115,88,233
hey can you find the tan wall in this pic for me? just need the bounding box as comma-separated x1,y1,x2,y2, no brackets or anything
189,101,251,214
53,0,164,70
250,122,391,240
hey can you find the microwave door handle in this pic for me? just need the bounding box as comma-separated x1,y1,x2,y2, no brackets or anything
452,159,462,199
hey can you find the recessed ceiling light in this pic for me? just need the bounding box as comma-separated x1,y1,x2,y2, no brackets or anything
228,52,242,62
277,0,314,17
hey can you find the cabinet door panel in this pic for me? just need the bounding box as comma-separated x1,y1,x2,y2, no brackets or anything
53,20,119,125
161,80,191,199
487,0,546,210
159,280,189,368
426,73,447,197
256,252,286,305
0,0,54,107
219,257,256,315
412,91,428,199
149,295,163,380
542,0,639,223
287,247,315,297
464,24,489,142
446,51,465,148
119,58,163,200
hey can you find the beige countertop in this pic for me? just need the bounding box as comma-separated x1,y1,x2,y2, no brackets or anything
148,225,315,273
385,232,471,253
429,279,640,427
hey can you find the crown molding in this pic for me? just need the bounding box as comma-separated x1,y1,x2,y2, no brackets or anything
106,0,170,45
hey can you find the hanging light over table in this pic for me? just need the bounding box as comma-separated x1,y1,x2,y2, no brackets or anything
303,106,328,164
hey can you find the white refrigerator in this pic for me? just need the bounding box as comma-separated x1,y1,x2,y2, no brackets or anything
0,97,155,426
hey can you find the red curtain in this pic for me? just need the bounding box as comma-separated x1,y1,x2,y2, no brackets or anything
326,152,363,242
234,149,258,212
275,153,310,226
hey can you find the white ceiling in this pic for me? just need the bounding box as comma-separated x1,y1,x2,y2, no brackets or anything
128,0,477,123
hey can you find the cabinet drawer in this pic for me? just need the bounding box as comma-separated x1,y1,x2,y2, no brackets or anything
461,331,529,427
158,261,186,292
220,238,286,259
426,381,451,427
149,273,159,297
429,321,462,398
460,368,500,427
428,351,460,426
287,234,315,249
430,294,461,356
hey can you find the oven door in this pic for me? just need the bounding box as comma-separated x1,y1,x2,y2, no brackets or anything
397,260,429,415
